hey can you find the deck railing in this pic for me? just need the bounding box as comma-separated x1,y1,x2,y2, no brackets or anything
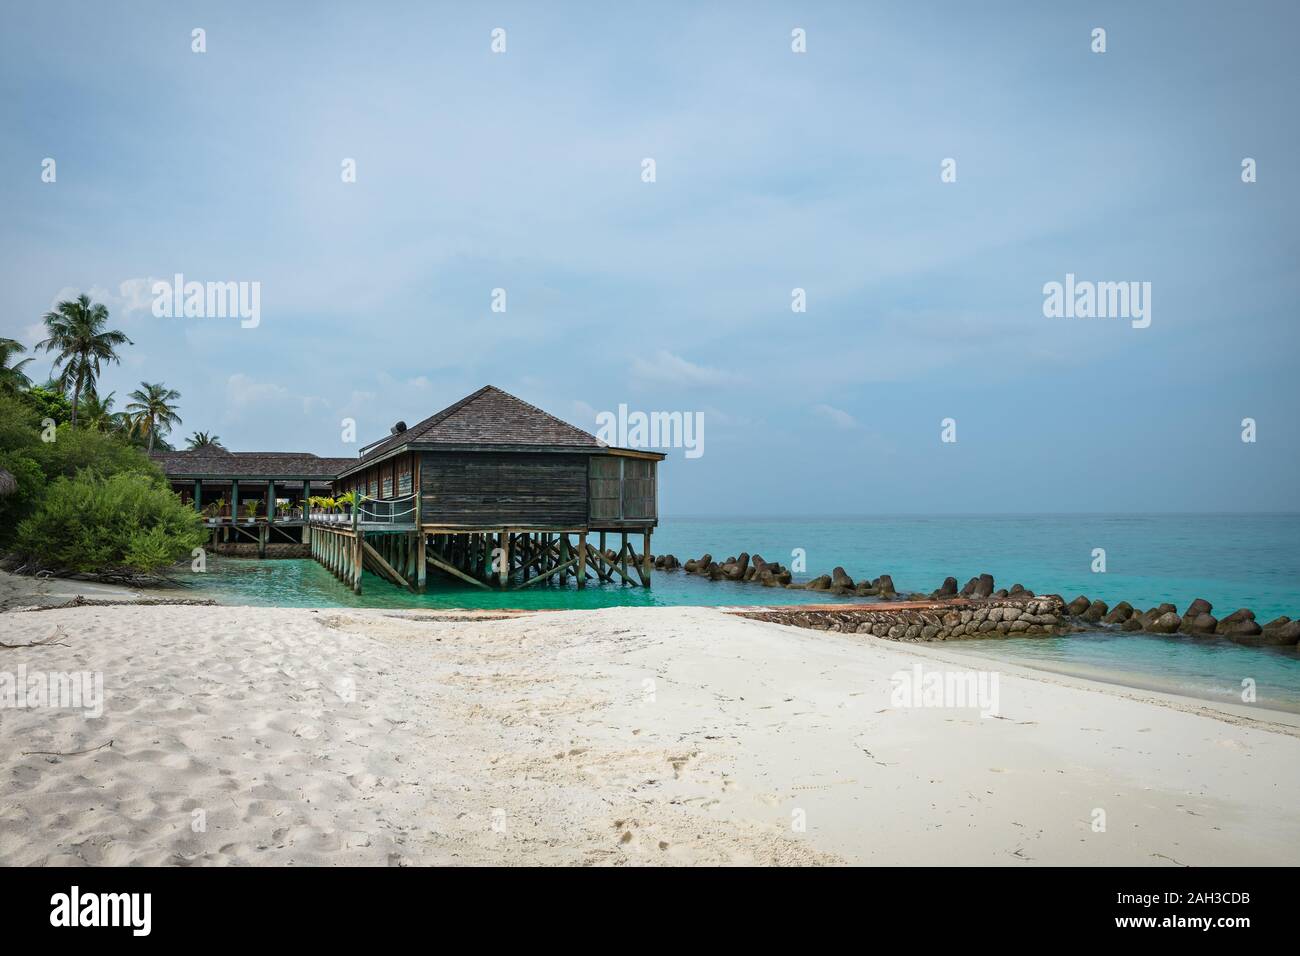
204,507,308,525
301,495,416,527
355,494,417,525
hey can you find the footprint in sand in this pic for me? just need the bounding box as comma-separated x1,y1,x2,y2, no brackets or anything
667,751,700,778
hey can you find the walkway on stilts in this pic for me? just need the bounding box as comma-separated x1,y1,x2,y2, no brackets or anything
307,494,652,595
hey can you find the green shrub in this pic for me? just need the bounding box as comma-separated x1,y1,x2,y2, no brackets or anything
1,389,199,576
32,422,155,480
19,383,72,427
0,393,44,547
0,390,41,455
0,452,44,547
14,470,207,575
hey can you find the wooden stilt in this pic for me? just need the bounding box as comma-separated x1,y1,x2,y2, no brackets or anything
416,532,427,591
499,528,510,587
512,554,580,589
426,549,492,590
642,530,651,588
577,532,587,589
362,538,411,592
353,532,363,593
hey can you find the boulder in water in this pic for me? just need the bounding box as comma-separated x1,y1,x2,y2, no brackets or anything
1215,608,1256,634
1082,599,1108,623
1145,611,1182,634
1259,618,1300,646
1179,599,1215,633
1102,601,1133,624
1066,596,1091,617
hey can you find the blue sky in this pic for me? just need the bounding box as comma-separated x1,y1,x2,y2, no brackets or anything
2,1,1297,514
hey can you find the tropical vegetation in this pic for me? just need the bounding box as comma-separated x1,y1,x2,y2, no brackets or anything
36,294,131,426
0,337,34,390
186,430,223,450
13,469,207,576
125,382,183,452
0,295,221,579
79,390,127,433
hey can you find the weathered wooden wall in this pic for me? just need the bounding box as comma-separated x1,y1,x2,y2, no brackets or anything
587,456,657,524
622,458,656,520
420,451,589,527
343,452,414,502
589,457,621,522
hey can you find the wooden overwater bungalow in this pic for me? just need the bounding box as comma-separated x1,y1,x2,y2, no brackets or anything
327,385,664,593
154,386,664,592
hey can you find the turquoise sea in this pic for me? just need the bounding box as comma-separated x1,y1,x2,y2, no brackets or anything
178,514,1300,712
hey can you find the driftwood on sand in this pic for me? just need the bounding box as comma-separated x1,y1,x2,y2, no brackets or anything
0,625,71,649
8,596,218,613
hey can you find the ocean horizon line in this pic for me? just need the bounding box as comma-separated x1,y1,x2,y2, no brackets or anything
660,511,1300,520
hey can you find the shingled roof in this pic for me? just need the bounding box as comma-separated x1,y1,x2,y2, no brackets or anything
151,450,355,479
348,385,604,469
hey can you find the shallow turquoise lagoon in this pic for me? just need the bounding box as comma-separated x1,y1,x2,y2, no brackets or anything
176,514,1300,712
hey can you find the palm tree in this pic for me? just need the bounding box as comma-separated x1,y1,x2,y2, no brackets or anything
125,382,182,452
0,337,34,391
36,295,132,425
186,430,224,450
79,390,127,432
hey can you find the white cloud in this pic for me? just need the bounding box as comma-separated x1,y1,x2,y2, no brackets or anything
119,277,162,314
301,395,330,415
41,280,158,327
812,403,857,429
630,350,744,387
226,373,290,409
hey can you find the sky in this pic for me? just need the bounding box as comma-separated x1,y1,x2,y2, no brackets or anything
2,1,1297,515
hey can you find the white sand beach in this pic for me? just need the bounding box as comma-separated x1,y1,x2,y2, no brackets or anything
0,569,157,609
1,595,1297,866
